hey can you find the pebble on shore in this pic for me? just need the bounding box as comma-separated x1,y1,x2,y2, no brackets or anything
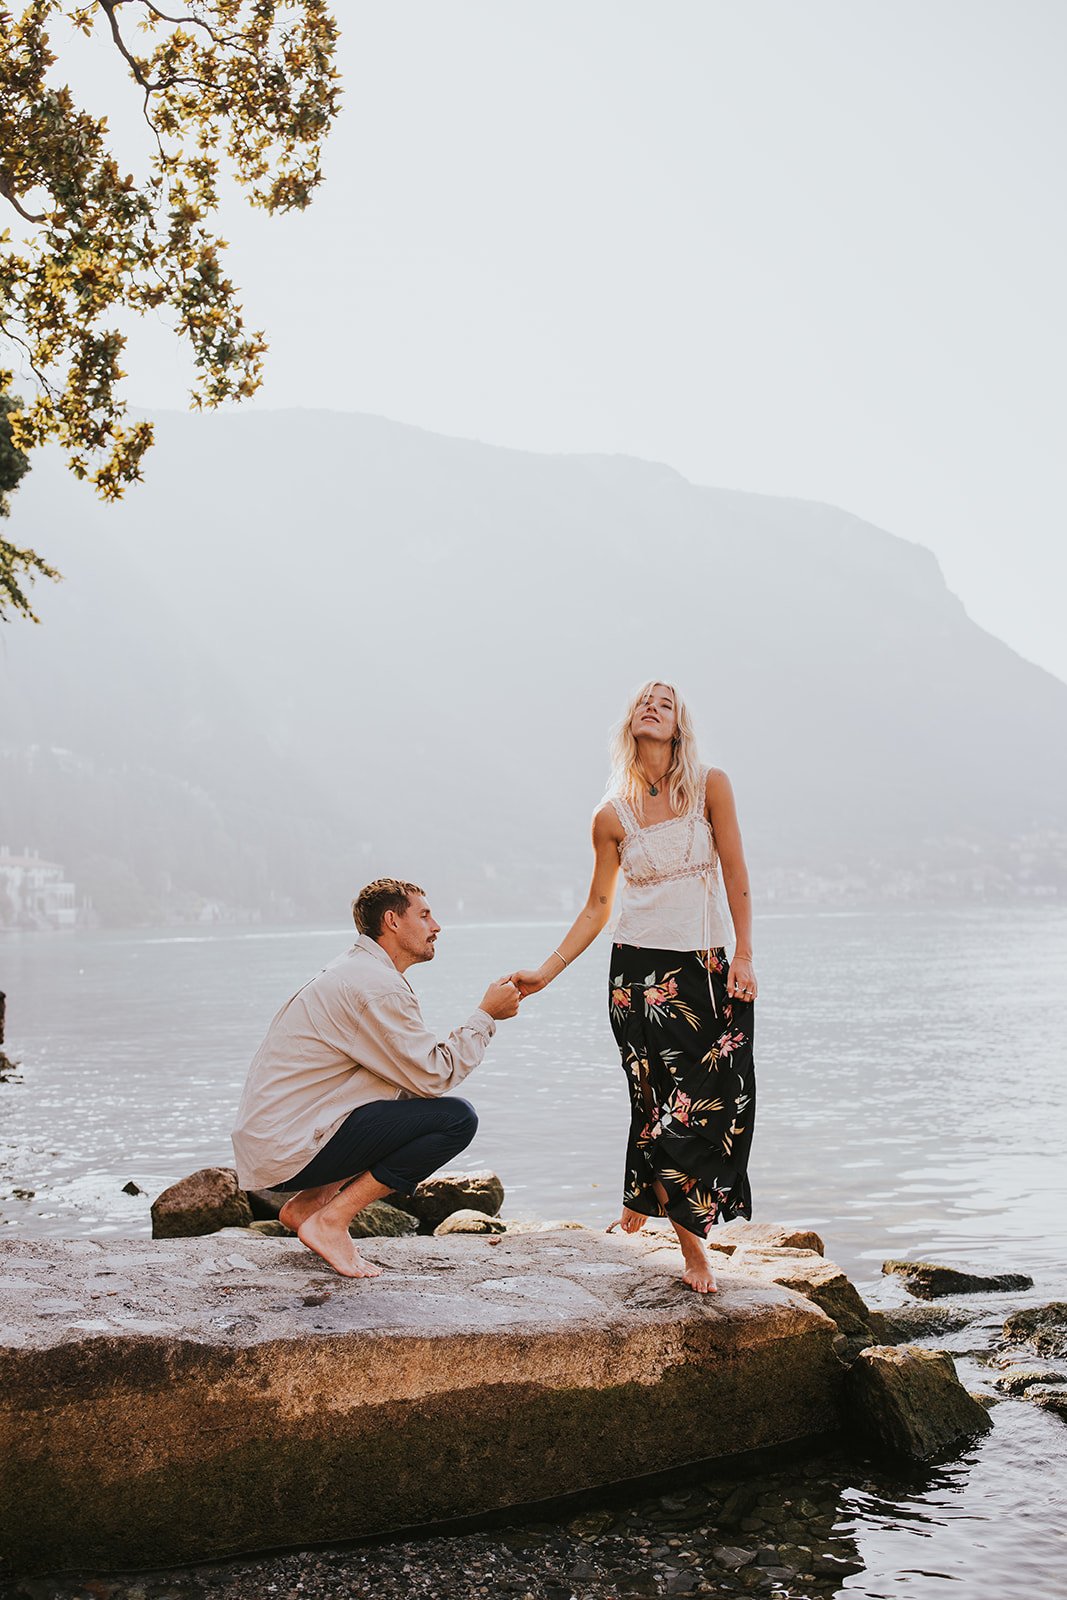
6,1451,875,1600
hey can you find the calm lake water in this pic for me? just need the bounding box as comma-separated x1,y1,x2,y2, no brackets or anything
2,905,1067,1597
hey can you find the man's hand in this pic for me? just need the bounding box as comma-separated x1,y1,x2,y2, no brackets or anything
480,977,522,1021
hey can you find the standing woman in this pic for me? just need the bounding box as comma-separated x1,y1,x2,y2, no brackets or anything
512,681,757,1294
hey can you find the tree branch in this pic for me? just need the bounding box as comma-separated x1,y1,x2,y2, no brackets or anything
99,1,224,137
131,0,255,56
0,180,47,226
0,320,58,398
98,0,154,90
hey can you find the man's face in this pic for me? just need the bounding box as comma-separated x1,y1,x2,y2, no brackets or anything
390,894,441,963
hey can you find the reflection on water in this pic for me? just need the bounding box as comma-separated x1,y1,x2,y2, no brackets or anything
590,1398,1067,1600
2,906,1067,1598
829,1393,1067,1598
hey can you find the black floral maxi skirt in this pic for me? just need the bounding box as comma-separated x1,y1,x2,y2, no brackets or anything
608,943,755,1239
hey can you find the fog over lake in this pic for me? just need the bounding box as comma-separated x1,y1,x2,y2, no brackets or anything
2,410,1065,929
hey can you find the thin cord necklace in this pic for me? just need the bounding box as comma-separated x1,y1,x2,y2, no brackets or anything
639,762,672,797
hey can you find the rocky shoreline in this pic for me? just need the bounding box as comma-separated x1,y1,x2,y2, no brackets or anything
6,1411,1053,1600
5,1447,874,1600
3,1167,1066,1597
146,1161,1067,1433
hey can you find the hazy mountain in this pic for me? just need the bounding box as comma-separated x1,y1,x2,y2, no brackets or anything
1,409,1064,924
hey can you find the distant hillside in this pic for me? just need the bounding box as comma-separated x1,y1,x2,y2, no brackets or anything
1,408,1065,924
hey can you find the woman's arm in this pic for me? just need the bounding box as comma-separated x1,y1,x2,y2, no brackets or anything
511,805,622,996
707,767,758,1000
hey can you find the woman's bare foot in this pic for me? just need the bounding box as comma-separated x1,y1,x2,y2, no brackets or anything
297,1208,383,1278
674,1227,719,1293
278,1180,347,1232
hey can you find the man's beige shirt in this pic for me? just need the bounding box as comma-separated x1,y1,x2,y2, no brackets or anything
231,935,496,1190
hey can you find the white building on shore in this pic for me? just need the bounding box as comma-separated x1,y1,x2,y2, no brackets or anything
0,847,77,930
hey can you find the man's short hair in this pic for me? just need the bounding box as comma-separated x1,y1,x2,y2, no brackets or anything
352,878,425,938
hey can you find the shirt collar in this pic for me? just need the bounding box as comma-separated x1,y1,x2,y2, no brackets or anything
355,933,398,971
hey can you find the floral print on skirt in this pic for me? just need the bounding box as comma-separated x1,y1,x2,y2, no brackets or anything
609,942,755,1239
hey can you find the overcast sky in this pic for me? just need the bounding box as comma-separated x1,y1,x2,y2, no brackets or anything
60,1,1067,682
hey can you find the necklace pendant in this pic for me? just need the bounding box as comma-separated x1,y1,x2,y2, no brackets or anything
649,783,659,796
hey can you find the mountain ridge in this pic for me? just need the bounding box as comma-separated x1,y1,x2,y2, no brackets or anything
1,408,1064,924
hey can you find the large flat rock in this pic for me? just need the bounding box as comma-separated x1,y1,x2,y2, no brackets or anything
0,1231,845,1574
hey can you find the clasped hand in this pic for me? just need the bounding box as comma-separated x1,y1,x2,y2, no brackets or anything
478,967,549,1019
479,977,522,1020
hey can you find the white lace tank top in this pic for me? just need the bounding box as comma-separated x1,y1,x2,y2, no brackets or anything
609,766,730,952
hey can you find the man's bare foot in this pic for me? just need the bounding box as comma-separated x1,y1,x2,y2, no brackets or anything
675,1230,719,1294
278,1180,347,1232
297,1209,383,1278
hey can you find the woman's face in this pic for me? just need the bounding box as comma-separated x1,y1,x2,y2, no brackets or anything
630,684,678,746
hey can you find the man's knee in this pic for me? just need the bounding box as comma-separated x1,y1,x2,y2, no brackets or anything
446,1096,478,1143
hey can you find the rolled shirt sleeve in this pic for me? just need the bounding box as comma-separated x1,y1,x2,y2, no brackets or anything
356,984,497,1098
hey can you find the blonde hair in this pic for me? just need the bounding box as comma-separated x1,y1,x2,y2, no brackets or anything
606,679,703,820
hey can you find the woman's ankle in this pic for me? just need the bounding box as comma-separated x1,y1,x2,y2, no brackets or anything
674,1227,710,1258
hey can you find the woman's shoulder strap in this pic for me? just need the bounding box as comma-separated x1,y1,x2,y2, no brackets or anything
607,793,639,836
693,765,712,814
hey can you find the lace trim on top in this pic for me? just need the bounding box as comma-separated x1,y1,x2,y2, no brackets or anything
611,767,716,887
610,767,706,835
623,860,716,889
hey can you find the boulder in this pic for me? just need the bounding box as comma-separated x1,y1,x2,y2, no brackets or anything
150,1167,253,1238
245,1187,295,1222
994,1365,1066,1396
968,1390,999,1409
846,1344,992,1460
434,1209,507,1236
882,1260,1033,1300
389,1169,504,1232
714,1221,824,1256
868,1303,984,1344
729,1247,872,1338
1002,1303,1067,1360
1027,1386,1067,1418
349,1201,419,1238
0,1231,846,1574
248,1219,292,1237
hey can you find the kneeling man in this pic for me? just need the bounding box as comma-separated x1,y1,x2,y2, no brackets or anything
231,879,520,1277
